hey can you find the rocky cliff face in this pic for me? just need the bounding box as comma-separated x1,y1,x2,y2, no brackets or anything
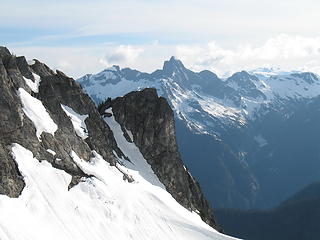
0,47,221,232
100,88,219,229
0,46,125,198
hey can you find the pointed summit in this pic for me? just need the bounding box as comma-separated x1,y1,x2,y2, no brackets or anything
162,56,186,74
169,56,179,62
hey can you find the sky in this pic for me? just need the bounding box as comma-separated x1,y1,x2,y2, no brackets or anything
2,0,320,78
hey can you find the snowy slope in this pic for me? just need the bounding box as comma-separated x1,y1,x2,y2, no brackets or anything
0,119,238,240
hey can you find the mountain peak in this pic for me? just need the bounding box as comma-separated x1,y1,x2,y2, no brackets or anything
228,70,259,82
163,56,186,73
169,56,178,61
105,65,120,72
0,46,11,59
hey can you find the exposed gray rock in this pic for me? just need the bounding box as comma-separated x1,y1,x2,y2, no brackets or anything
109,88,221,230
0,47,11,59
0,51,29,197
0,47,123,197
0,143,25,198
33,60,122,168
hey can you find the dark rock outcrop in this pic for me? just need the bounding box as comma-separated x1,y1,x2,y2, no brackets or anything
0,47,122,196
108,88,221,230
0,47,27,197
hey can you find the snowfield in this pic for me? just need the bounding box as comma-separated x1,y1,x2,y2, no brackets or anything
0,114,239,240
18,88,58,140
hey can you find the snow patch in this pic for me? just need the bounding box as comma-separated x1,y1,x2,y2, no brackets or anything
61,105,88,139
46,149,56,156
18,88,58,140
78,76,162,102
23,73,41,93
27,59,36,65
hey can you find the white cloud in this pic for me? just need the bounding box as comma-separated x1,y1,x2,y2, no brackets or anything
100,45,144,67
10,35,320,79
10,43,172,78
11,46,108,78
176,35,320,76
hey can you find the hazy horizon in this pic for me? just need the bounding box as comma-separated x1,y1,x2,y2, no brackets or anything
3,0,320,78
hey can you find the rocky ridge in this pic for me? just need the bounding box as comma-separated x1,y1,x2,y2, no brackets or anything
102,88,219,228
0,46,123,197
0,47,220,230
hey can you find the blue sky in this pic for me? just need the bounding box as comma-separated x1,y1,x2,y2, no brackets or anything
2,0,320,78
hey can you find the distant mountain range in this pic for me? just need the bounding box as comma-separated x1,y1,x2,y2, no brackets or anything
78,57,320,210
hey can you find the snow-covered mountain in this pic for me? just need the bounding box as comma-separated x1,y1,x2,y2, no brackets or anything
79,57,320,135
0,47,237,240
78,57,320,210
